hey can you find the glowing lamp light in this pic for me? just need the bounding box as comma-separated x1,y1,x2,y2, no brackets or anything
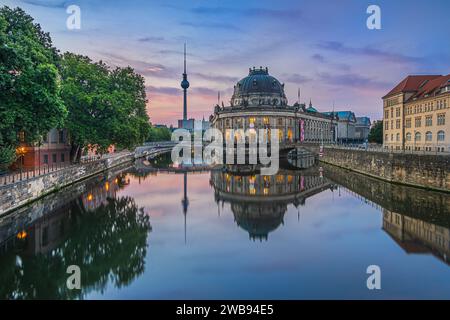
87,193,93,201
105,182,110,191
17,230,27,239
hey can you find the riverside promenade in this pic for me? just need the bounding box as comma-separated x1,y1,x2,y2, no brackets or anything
0,152,134,216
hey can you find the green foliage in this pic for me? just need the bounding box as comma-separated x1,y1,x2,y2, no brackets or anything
368,120,383,144
60,53,151,155
0,195,151,299
147,126,172,142
0,6,67,168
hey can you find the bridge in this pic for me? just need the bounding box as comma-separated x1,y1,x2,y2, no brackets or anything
134,140,324,171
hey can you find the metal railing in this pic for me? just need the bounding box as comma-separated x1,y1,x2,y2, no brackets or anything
323,143,450,156
0,151,130,187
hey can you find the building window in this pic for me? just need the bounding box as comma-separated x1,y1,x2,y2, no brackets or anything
18,131,25,142
385,134,388,142
396,133,400,141
59,130,65,143
43,154,48,164
385,110,389,119
396,119,400,129
415,117,421,127
396,107,400,117
405,118,411,128
406,132,411,141
43,133,48,143
425,115,432,127
391,120,394,129
437,130,445,141
385,122,389,130
425,131,432,141
263,117,270,125
437,113,445,125
390,108,394,118
249,117,256,125
61,153,65,162
415,132,421,141
52,154,57,163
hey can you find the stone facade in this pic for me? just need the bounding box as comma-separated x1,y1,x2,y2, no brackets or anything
383,74,450,152
0,153,134,216
210,67,335,144
321,147,450,192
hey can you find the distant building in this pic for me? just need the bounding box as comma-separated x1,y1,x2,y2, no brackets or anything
15,128,71,169
178,118,210,132
210,67,335,144
355,117,371,142
322,111,357,143
382,74,449,152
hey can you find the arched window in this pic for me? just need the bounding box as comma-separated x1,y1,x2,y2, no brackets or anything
437,130,445,141
406,132,411,141
425,131,432,141
415,132,421,141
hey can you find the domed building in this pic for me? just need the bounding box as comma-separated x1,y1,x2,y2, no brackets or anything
210,67,336,143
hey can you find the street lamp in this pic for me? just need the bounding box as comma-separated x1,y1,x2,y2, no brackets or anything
16,146,26,180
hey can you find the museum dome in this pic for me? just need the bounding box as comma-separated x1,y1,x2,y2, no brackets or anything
231,67,288,107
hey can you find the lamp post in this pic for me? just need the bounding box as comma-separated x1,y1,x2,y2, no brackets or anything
16,146,26,180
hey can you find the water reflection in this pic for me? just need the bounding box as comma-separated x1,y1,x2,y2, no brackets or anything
0,155,449,299
322,163,450,265
0,172,151,299
210,168,336,240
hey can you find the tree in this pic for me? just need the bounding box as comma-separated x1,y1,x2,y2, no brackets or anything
59,53,151,161
147,126,172,142
368,120,383,144
0,6,67,169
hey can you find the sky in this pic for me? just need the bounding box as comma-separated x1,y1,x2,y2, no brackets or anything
3,0,450,126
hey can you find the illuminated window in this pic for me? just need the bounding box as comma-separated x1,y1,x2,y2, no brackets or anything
263,117,270,125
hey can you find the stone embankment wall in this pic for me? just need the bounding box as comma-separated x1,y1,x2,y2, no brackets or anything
320,147,450,192
0,153,134,216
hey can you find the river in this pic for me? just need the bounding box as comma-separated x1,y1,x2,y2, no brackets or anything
0,154,449,299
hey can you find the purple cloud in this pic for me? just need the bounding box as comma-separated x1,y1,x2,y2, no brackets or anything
282,73,312,84
192,72,239,83
191,6,302,19
317,41,423,64
317,72,391,90
138,36,165,42
311,54,325,63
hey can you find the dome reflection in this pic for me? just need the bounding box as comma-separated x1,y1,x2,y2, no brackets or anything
210,168,335,240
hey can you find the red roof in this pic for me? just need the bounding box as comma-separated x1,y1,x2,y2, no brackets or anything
383,75,441,99
409,74,450,100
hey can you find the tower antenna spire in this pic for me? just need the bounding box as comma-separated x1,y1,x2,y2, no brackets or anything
181,43,190,121
184,42,186,74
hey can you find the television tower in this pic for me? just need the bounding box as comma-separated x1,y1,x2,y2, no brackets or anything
180,43,190,121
